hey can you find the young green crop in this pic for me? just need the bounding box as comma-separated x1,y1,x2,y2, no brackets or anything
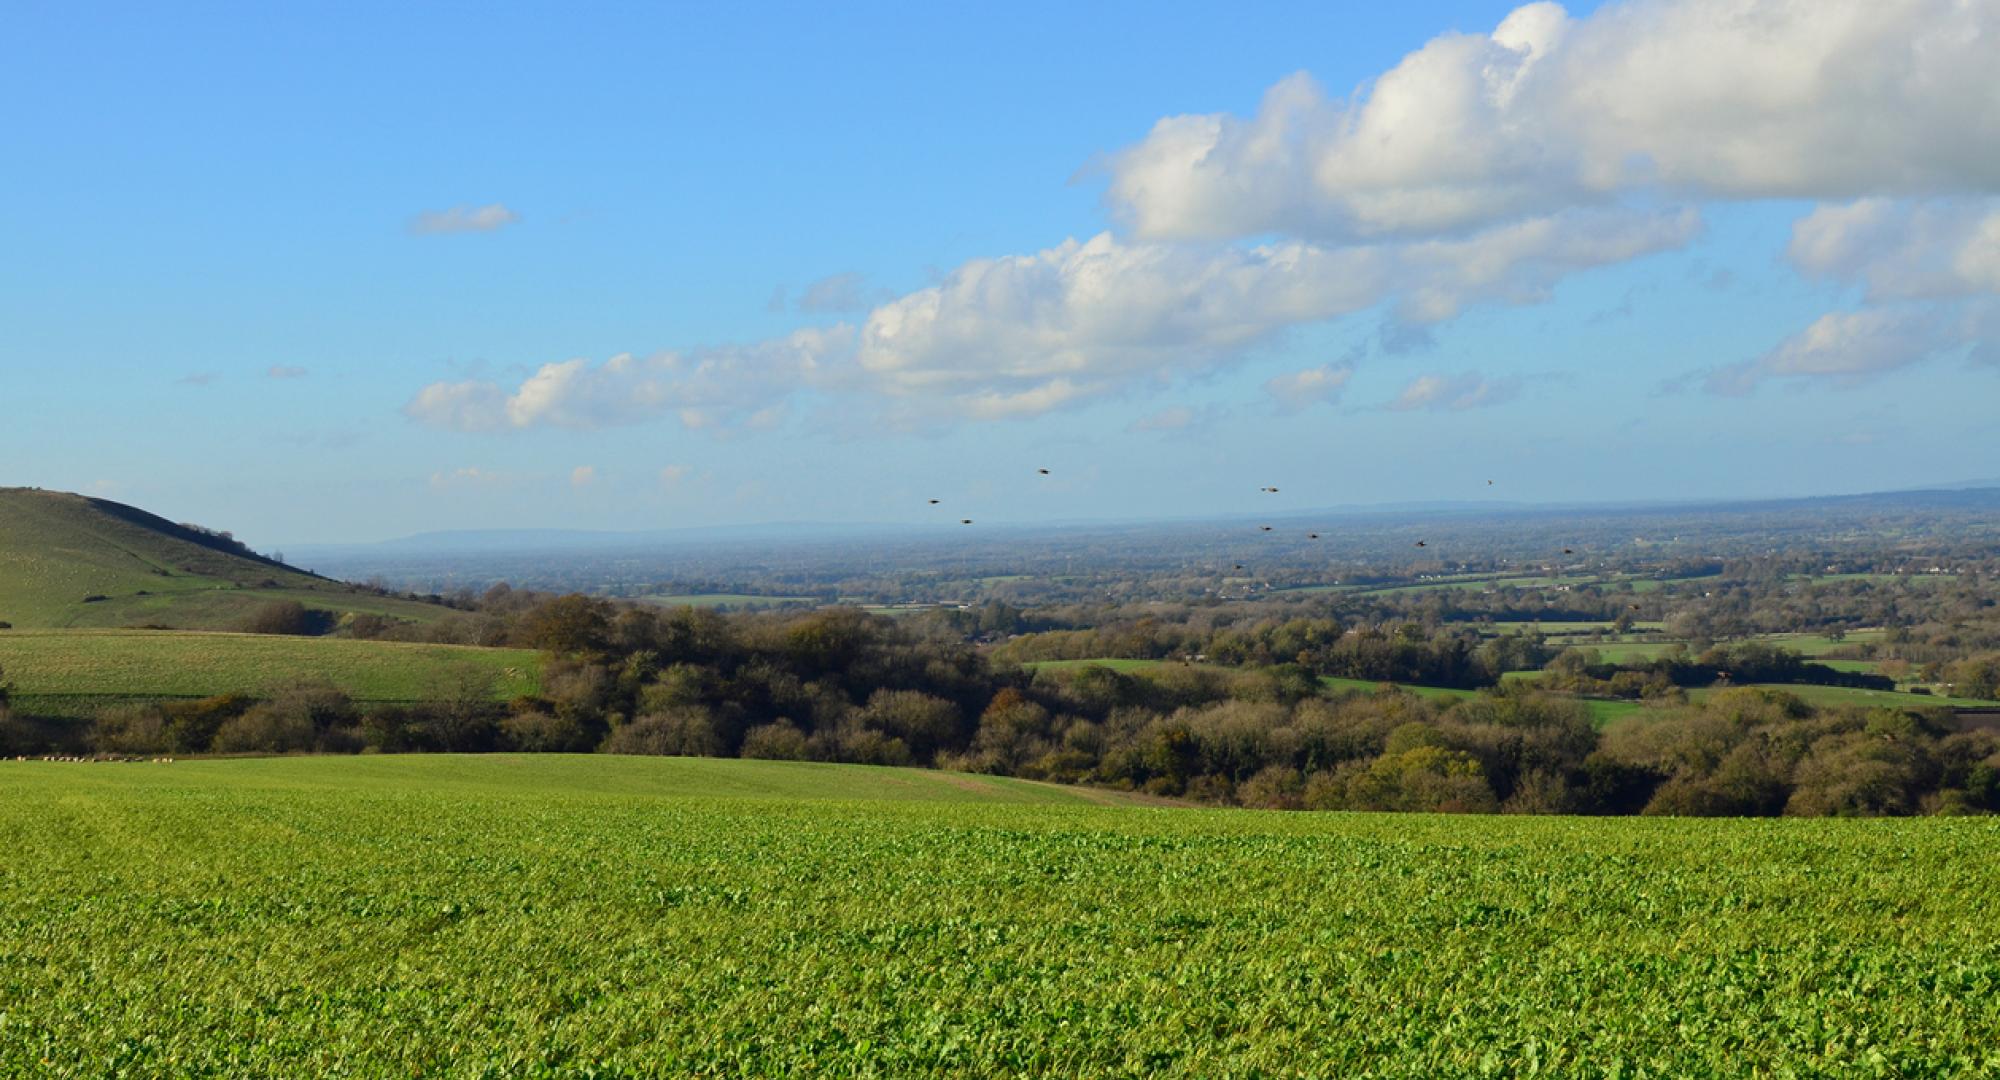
2,755,1997,1076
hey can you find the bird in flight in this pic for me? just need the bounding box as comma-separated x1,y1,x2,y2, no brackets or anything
1563,548,1574,555
1260,486,1279,493
1037,468,1050,475
928,499,941,505
1415,540,1427,547
1487,480,1494,486
1232,564,1244,571
1308,533,1320,540
1260,525,1273,532
960,519,973,525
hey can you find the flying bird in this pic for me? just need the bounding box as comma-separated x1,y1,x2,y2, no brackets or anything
1232,564,1243,571
1260,526,1273,532
1415,540,1427,547
1563,548,1574,555
1486,480,1494,486
1260,486,1279,493
960,519,973,525
1308,533,1319,540
1037,468,1050,475
928,499,941,505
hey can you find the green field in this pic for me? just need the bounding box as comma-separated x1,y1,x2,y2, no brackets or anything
0,629,541,714
1689,682,2000,711
1024,657,1174,675
1317,675,1476,702
3,755,1998,1075
639,593,816,609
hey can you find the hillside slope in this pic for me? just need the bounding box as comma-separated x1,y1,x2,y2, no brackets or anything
0,487,446,630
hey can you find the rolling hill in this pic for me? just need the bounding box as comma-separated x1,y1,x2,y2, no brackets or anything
0,487,449,631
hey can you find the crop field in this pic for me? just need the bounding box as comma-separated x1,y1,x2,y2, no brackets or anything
2,755,1998,1075
0,629,540,714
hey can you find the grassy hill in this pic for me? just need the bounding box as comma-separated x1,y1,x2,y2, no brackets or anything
0,487,447,630
2,754,1995,1074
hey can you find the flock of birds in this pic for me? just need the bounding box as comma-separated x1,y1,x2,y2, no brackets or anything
928,470,1603,582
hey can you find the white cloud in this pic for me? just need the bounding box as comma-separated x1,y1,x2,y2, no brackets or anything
854,210,1687,418
404,1,2000,430
1106,0,2000,242
1388,372,1524,412
570,465,597,489
1703,307,1967,394
405,325,853,432
1264,363,1354,411
409,203,521,235
1790,199,2000,300
408,208,1685,430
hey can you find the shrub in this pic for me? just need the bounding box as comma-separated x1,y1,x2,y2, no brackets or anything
604,708,724,756
741,721,810,760
501,710,586,752
1238,765,1306,809
211,706,315,754
239,600,313,636
90,705,171,755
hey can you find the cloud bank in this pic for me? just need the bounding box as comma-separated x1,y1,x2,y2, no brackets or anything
408,0,2000,431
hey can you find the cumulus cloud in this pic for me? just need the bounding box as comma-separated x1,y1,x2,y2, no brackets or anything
267,365,308,379
405,325,853,432
409,203,521,235
405,1,2000,428
1789,199,2000,300
854,209,1688,417
1388,372,1524,412
407,206,1686,430
1700,197,2000,392
1106,0,2000,242
1264,363,1354,411
1703,307,1969,394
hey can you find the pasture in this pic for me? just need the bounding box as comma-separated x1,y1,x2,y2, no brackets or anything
1,755,1996,1075
0,629,540,715
639,593,816,610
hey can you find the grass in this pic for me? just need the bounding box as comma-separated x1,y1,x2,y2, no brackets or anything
639,593,816,609
1023,657,1173,675
2,755,1998,1075
1317,675,1476,702
0,629,541,714
1689,683,2000,711
0,487,448,630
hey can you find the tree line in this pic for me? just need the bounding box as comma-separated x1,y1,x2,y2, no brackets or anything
5,595,1998,817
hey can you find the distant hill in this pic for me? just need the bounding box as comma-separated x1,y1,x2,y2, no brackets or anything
0,487,448,631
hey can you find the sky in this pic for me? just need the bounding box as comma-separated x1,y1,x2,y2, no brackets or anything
4,0,1997,547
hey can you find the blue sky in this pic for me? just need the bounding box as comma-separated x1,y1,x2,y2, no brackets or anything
5,0,1996,547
